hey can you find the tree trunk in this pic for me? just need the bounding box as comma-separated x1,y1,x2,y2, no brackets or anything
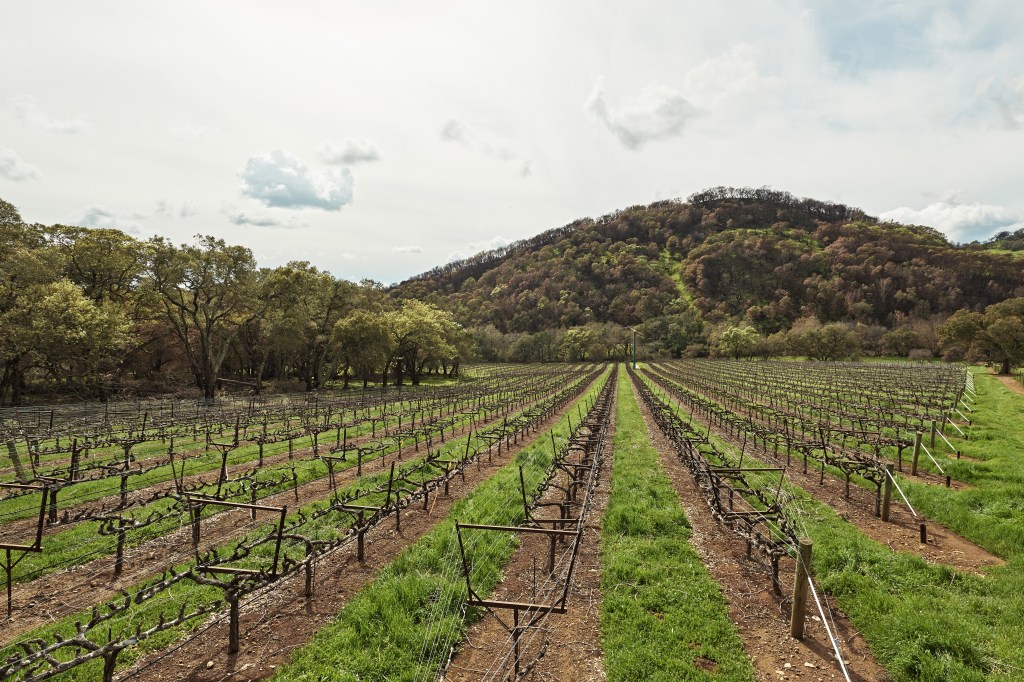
1000,357,1011,375
11,367,25,406
202,357,216,401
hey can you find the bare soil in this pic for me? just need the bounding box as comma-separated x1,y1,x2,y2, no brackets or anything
0,423,406,546
0,411,517,646
995,374,1024,397
718,433,1003,576
632,379,890,682
444,400,615,682
118,396,590,682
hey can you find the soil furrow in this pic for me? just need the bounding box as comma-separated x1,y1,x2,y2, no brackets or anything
631,376,888,682
119,385,596,682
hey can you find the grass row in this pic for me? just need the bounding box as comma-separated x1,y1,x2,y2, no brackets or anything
601,369,754,681
0,414,537,678
647,367,1024,681
904,370,1024,560
272,369,612,681
0,390,478,522
0,370,603,681
5,371,584,584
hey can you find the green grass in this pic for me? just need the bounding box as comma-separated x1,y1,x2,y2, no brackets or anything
0,373,599,681
1,393,514,583
601,369,753,681
905,370,1024,560
646,367,1024,681
272,369,611,681
3,437,531,677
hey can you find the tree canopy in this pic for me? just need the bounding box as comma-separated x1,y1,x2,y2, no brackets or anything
2,185,1024,403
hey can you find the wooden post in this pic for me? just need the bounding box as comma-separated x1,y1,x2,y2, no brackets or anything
228,592,240,653
911,432,922,476
881,464,894,522
789,539,813,639
357,511,365,561
191,506,201,552
513,607,521,677
930,419,937,449
114,524,126,577
5,548,12,617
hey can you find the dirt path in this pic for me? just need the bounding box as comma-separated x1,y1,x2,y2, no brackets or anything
0,407,524,646
0,422,409,545
631,377,889,682
995,374,1024,396
703,420,1002,575
119,387,597,682
644,372,1001,575
445,396,615,682
741,442,1003,575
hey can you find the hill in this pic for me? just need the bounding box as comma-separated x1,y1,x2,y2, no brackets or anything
393,187,1024,357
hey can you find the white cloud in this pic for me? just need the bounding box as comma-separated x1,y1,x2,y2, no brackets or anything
228,210,305,229
8,95,89,133
439,119,532,178
71,205,141,234
0,147,41,181
392,245,422,254
977,74,1024,129
444,236,511,265
439,119,469,143
585,78,696,150
169,123,219,140
468,235,510,254
881,199,1024,242
319,139,380,165
239,150,354,210
153,200,198,219
685,43,777,110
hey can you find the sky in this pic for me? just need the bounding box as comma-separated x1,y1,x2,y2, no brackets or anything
3,1,1024,283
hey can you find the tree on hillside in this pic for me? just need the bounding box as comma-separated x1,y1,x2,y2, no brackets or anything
387,300,463,385
0,217,56,404
147,235,281,400
940,299,1024,374
789,320,859,361
881,327,918,357
717,325,759,359
333,309,394,387
49,226,146,303
0,198,23,227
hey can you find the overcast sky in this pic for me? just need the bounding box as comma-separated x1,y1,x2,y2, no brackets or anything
3,1,1023,283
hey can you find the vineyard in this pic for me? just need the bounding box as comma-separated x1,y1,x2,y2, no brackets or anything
1,360,1022,681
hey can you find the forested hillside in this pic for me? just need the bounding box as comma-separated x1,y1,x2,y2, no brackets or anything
2,187,1023,405
394,187,1024,360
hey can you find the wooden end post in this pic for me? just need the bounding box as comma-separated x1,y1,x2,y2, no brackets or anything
790,539,813,640
911,432,922,477
881,464,894,522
